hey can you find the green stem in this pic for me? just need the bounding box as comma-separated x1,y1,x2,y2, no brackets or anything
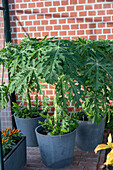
27,88,32,115
60,75,66,115
36,94,38,111
2,66,4,84
54,96,57,126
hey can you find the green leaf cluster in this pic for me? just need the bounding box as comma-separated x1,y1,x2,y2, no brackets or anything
0,56,9,109
0,36,50,117
40,113,79,136
76,38,113,123
0,36,113,132
0,83,9,109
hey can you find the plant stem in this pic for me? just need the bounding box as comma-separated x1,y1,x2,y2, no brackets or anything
27,88,32,115
54,96,57,126
2,65,4,84
36,94,38,111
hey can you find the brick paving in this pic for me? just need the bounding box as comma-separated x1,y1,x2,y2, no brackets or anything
23,130,108,170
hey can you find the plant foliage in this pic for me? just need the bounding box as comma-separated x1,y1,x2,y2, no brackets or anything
75,38,113,123
40,96,79,135
1,127,23,157
0,36,113,124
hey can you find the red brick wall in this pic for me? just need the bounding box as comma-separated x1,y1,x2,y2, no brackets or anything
8,0,113,43
1,0,113,128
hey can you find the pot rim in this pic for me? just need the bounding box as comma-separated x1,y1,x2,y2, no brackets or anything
78,117,105,125
14,113,42,120
35,125,76,138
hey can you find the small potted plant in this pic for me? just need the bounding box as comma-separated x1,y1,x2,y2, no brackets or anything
75,38,113,151
2,127,26,170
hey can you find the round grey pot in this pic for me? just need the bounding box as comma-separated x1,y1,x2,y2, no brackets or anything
15,116,44,147
35,126,76,169
75,119,106,151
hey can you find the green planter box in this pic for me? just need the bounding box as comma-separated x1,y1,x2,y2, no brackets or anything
3,136,26,170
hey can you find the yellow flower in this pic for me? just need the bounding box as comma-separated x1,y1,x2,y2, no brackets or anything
107,133,112,144
94,144,110,154
94,133,113,166
104,150,113,165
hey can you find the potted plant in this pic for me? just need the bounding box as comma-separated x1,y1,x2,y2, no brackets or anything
75,97,106,151
33,37,86,169
35,96,79,169
1,127,26,170
75,38,113,151
12,96,50,147
0,36,50,147
1,36,86,148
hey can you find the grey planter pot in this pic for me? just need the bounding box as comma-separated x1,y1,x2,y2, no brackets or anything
15,116,44,147
35,125,76,169
4,136,26,170
75,119,106,151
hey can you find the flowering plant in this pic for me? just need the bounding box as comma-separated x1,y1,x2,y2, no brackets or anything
94,133,113,166
1,127,23,157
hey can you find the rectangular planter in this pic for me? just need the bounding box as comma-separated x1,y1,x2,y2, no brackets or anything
3,136,26,170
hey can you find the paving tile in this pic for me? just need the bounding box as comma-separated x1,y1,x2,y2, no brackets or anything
23,129,108,170
84,167,96,170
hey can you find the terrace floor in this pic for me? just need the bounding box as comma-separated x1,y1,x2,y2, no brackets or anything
23,129,108,170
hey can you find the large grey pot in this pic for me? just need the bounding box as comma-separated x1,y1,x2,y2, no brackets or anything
35,126,76,169
75,119,106,151
15,116,44,147
4,136,26,170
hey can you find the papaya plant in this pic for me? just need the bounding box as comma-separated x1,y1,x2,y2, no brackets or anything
2,36,85,116
36,38,85,135
0,36,52,118
39,38,85,108
74,38,113,124
1,36,113,124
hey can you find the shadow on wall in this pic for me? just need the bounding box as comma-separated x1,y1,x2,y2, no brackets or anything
10,1,113,42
